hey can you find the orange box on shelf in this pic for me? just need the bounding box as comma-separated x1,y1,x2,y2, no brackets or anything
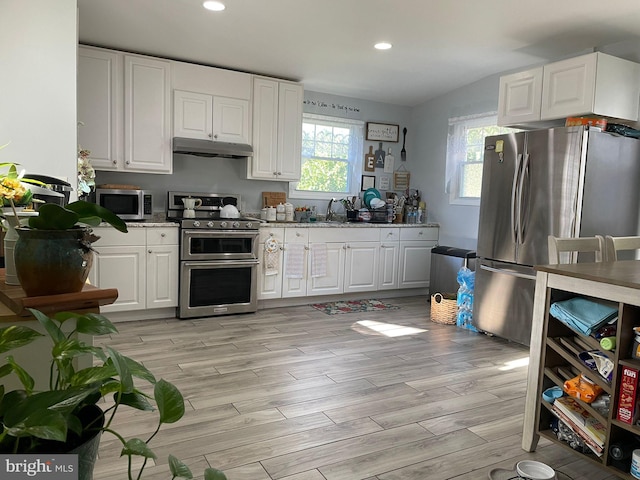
565,117,608,129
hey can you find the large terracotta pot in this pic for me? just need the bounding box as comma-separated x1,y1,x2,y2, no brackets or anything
14,227,95,297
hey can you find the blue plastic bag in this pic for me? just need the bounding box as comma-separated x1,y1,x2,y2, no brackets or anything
456,267,478,332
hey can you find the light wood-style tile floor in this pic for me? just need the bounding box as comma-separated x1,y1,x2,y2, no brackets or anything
92,296,620,480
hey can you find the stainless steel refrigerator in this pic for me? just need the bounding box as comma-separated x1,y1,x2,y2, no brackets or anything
473,125,640,346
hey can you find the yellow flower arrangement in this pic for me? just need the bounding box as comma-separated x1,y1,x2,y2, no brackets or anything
0,143,36,219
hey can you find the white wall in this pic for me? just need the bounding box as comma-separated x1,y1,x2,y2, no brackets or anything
410,74,502,250
0,0,78,189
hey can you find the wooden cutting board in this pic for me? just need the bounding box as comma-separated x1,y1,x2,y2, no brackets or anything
374,142,386,168
263,192,286,207
364,146,376,171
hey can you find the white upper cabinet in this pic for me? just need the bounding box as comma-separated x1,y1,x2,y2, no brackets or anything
77,47,172,174
541,52,640,121
248,77,303,181
124,55,172,173
498,52,640,127
77,47,122,170
497,67,543,127
173,90,249,144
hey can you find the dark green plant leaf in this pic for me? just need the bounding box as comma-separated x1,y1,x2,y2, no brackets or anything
168,455,193,479
0,390,27,417
107,347,133,394
66,413,83,437
28,308,65,343
6,409,67,442
155,379,184,424
4,388,98,427
6,356,35,394
52,338,93,361
74,313,118,335
71,364,117,386
115,391,154,411
124,356,156,385
0,325,43,353
204,468,228,480
120,438,156,459
0,364,13,379
27,203,79,230
66,201,128,233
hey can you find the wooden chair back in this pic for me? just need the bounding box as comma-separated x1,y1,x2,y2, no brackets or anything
604,235,640,261
547,235,605,264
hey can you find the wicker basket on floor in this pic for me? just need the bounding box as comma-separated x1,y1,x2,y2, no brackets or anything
430,292,458,325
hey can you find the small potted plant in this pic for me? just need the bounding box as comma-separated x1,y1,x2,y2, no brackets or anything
0,308,227,480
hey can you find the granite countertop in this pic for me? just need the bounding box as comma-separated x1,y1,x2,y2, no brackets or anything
124,221,178,228
260,222,439,228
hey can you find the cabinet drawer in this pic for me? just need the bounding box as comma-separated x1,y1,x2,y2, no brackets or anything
147,227,179,245
400,227,438,242
310,228,375,243
92,227,145,246
284,228,309,244
379,228,400,242
260,227,284,243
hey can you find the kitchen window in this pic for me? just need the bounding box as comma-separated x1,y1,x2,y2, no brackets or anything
446,113,517,205
289,114,363,200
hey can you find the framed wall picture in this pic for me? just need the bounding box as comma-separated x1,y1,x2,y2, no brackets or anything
361,175,375,191
366,122,399,142
379,176,390,191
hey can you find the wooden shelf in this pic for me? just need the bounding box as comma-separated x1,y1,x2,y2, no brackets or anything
0,269,118,320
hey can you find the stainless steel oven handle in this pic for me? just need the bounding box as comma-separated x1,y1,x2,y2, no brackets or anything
182,229,259,239
183,259,260,267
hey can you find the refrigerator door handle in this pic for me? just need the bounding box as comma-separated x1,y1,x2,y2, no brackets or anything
517,152,530,244
480,264,537,281
510,153,523,244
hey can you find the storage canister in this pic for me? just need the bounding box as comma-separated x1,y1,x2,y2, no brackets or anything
631,449,640,478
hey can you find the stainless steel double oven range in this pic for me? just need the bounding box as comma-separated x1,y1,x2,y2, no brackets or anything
167,191,260,319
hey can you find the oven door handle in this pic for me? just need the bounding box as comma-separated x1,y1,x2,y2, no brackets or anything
183,259,260,267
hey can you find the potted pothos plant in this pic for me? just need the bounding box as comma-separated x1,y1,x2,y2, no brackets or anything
13,200,129,297
0,308,227,480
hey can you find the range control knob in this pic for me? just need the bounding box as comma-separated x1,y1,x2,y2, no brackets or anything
193,221,200,227
232,221,240,228
207,221,214,228
220,221,228,228
246,222,253,229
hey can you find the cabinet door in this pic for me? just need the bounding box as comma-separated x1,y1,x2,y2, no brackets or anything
124,55,172,173
257,243,283,299
213,97,249,144
541,53,597,120
90,245,146,312
173,90,213,140
307,242,345,296
147,244,179,308
497,67,543,126
250,77,279,179
277,82,303,181
77,47,122,170
378,242,400,290
344,241,379,293
399,241,433,288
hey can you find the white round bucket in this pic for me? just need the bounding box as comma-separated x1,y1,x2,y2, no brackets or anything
516,460,556,480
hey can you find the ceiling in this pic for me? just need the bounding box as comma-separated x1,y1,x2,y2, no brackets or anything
77,0,640,107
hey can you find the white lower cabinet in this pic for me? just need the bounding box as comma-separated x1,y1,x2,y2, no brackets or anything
398,227,438,289
89,227,179,313
378,228,400,290
257,227,284,300
258,226,437,300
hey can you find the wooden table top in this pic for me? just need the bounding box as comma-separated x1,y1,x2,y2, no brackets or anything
0,269,118,321
535,260,640,290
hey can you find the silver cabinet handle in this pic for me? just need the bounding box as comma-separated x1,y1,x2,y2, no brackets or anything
161,233,166,237
148,250,152,254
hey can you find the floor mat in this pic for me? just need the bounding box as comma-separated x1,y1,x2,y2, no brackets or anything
311,299,400,315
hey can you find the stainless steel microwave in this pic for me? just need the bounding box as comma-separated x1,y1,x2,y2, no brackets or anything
95,188,153,221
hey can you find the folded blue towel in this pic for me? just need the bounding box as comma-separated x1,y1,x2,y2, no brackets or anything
549,297,618,336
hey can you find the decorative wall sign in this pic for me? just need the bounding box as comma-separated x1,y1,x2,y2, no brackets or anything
366,122,399,142
364,146,376,172
393,167,410,190
384,149,395,173
303,99,361,114
374,142,385,168
379,176,390,191
361,175,376,191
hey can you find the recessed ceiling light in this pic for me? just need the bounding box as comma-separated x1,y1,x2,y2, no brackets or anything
374,42,392,50
203,1,225,11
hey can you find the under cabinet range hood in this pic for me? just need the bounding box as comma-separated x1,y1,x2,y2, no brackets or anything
172,137,253,158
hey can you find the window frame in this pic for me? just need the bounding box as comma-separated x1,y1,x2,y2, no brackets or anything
289,113,364,201
446,113,517,206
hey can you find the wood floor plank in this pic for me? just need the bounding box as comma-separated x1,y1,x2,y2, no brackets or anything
92,295,618,480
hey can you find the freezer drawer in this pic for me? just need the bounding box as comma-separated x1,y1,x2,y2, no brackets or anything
472,259,536,346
